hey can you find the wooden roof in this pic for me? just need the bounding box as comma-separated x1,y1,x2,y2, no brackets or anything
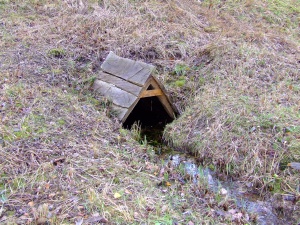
93,51,178,123
101,51,155,86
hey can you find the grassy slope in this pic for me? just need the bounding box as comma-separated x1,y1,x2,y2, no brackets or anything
0,0,299,224
164,0,300,221
167,0,300,191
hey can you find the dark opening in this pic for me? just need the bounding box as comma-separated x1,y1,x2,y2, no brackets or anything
123,97,173,129
147,84,154,90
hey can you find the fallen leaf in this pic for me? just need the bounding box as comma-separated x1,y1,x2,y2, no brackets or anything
187,221,194,225
48,193,56,198
165,181,171,187
77,206,84,211
114,192,122,199
45,183,50,190
28,201,34,207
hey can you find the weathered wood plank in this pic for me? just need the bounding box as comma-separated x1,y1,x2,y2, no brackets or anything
93,80,137,108
128,66,153,86
157,95,176,119
101,52,154,86
97,71,142,96
101,52,144,81
111,105,128,121
152,76,179,115
140,89,163,98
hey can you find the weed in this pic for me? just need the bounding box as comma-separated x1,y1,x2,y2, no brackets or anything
174,64,190,76
47,48,66,58
130,122,142,142
174,78,186,87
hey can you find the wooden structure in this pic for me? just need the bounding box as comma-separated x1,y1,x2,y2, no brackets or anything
93,51,178,127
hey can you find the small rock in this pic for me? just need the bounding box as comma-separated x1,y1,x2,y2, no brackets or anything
134,212,139,219
85,216,108,223
220,188,228,196
36,217,47,225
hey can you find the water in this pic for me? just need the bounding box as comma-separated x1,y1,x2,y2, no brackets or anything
139,127,294,225
168,154,281,225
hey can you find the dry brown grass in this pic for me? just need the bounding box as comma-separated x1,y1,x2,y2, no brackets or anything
1,72,241,224
0,0,299,224
164,0,300,222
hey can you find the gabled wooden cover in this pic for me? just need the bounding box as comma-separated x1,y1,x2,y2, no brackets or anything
101,51,154,86
93,51,178,123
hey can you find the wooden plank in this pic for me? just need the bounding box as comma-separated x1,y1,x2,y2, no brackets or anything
140,89,163,98
101,52,144,81
128,66,153,86
157,95,176,119
93,80,137,108
111,105,128,121
98,71,142,96
152,76,179,115
101,52,154,85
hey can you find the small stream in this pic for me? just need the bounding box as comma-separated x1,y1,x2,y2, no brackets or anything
169,154,280,225
139,127,294,225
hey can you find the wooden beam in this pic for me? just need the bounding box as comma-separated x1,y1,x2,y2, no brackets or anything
140,89,163,98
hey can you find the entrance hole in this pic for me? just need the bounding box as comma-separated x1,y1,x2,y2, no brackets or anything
123,97,173,129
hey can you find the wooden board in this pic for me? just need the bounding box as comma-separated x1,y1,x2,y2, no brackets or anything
111,105,128,120
128,66,152,86
152,76,179,115
93,80,137,108
101,51,154,86
97,71,142,96
140,89,163,98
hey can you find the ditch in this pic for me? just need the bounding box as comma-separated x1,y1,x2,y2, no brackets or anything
136,125,295,225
